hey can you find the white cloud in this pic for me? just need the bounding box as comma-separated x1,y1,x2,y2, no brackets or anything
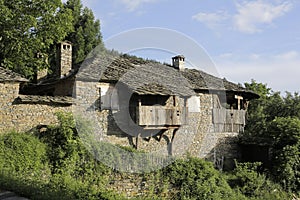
233,1,292,34
192,11,228,29
119,0,158,12
275,51,299,60
214,51,300,92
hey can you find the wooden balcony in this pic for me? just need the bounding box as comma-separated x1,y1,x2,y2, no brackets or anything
212,109,246,133
137,106,188,127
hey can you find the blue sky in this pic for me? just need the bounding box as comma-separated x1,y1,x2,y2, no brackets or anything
78,0,300,93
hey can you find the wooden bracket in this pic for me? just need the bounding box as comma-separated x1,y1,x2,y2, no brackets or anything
171,128,179,142
153,130,165,142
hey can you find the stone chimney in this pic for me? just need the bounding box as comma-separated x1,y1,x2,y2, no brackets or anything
57,41,72,78
172,55,185,71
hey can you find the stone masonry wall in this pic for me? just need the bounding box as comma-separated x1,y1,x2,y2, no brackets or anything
74,81,240,168
0,82,71,133
1,80,240,170
0,81,241,196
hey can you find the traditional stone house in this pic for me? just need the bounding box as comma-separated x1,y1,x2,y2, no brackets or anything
0,42,258,169
73,52,258,169
0,67,72,133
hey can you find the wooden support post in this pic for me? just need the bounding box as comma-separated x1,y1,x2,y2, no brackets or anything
135,133,140,149
183,97,188,107
136,98,142,125
244,101,249,111
173,95,176,107
231,106,234,132
169,128,179,156
183,97,188,125
234,95,243,110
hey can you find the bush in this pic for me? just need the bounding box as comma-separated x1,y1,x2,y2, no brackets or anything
226,161,291,200
0,131,50,177
163,157,245,200
0,131,50,197
0,113,125,200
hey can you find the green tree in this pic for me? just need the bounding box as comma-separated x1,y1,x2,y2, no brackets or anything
242,80,272,142
269,117,300,191
242,80,300,191
63,0,104,67
0,0,73,78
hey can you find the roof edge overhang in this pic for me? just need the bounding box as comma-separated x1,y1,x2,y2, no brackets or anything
193,88,260,100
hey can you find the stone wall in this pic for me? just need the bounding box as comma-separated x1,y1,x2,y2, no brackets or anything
0,80,241,170
0,83,71,133
73,80,241,170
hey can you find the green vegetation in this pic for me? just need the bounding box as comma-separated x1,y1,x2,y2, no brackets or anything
0,0,73,78
0,0,103,79
60,0,104,67
241,80,300,192
0,112,293,199
226,162,290,200
0,113,123,199
162,157,243,200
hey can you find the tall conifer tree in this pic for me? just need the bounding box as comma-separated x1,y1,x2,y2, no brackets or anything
63,0,104,67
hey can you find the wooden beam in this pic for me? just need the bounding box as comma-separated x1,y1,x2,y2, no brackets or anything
235,95,243,110
135,133,140,149
173,95,176,107
184,97,188,107
153,130,165,142
171,128,179,142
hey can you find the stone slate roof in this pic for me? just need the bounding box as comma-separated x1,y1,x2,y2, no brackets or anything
17,95,73,105
0,67,28,82
77,54,258,98
181,69,256,94
78,55,194,96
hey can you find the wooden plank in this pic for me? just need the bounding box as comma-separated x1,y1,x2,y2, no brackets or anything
213,108,226,124
213,108,246,128
138,106,188,126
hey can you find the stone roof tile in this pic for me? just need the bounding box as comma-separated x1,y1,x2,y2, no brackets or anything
77,54,258,98
17,95,73,105
0,67,28,82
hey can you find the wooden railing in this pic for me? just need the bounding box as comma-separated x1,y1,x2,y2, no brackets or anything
137,106,188,126
212,109,246,133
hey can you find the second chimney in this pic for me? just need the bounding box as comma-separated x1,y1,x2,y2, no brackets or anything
172,55,185,71
57,41,72,78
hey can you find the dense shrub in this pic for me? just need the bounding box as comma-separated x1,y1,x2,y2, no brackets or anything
0,131,51,197
0,131,50,177
0,113,124,200
163,157,245,200
226,162,291,200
